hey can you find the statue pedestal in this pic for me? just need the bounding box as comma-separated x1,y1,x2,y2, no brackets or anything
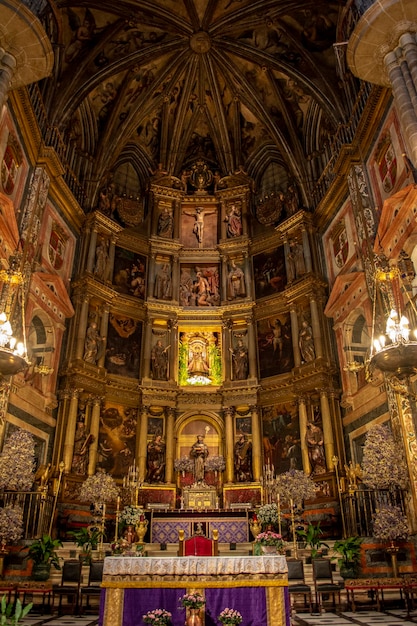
183,484,217,509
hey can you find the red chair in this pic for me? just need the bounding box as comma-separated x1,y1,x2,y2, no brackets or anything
178,529,218,556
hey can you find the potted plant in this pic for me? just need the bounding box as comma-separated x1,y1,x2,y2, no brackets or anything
218,608,243,624
333,536,363,579
67,526,102,563
296,521,329,562
253,530,285,555
143,608,172,625
0,594,32,625
28,534,62,581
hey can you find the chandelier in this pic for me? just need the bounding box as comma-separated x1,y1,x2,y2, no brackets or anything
368,254,417,378
0,254,30,377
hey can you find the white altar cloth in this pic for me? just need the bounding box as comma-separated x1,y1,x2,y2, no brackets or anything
103,555,287,578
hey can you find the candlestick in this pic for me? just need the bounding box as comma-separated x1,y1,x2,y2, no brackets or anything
277,493,281,536
290,498,297,558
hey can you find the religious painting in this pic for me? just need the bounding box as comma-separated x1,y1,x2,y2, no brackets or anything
97,403,137,478
257,313,294,378
253,246,286,298
179,331,221,385
113,247,147,299
148,417,164,437
235,417,251,436
104,314,142,378
262,404,301,475
179,264,220,306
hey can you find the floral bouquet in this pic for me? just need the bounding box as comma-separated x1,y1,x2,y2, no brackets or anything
255,530,284,548
218,608,243,624
143,608,172,625
120,505,144,526
275,469,317,507
179,592,206,609
0,506,23,550
174,457,194,474
257,503,278,528
372,504,409,543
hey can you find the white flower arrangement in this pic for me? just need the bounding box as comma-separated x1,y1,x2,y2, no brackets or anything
257,503,278,527
120,505,144,526
80,469,119,504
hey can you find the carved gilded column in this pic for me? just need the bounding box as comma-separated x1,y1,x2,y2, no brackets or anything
63,389,80,472
75,296,90,359
52,390,71,467
290,307,301,367
298,396,310,474
168,318,178,382
250,405,262,481
165,407,175,484
138,405,149,482
98,305,110,368
223,319,232,382
108,236,116,282
172,256,179,303
142,319,153,379
224,407,235,483
221,255,228,303
309,297,323,358
246,315,257,379
88,396,102,475
148,253,156,297
244,253,252,299
319,389,335,471
301,226,313,273
86,229,98,273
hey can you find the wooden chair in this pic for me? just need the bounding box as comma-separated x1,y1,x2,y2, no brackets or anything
178,529,218,556
79,560,104,614
312,558,342,613
52,559,82,615
287,559,313,613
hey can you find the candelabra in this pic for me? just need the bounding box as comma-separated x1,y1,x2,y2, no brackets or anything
123,460,143,506
261,463,282,536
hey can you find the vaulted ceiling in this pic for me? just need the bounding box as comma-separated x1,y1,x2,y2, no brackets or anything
46,0,348,208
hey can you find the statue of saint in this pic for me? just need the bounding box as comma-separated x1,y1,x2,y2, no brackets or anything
150,340,169,380
234,434,252,482
83,322,103,364
299,320,316,362
190,435,209,484
146,434,166,483
306,421,326,475
224,204,243,238
71,419,94,474
157,207,174,238
230,339,249,380
227,260,246,300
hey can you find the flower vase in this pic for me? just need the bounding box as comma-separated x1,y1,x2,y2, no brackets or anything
249,519,261,540
136,519,148,543
261,545,277,554
185,608,202,626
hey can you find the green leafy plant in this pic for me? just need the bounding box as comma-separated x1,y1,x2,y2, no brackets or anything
296,522,329,559
0,595,32,625
333,536,363,575
28,534,62,569
68,526,102,560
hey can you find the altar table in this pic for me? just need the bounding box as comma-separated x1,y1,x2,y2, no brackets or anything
99,555,290,626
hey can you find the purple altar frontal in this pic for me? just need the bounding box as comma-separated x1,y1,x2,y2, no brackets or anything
100,556,290,626
99,581,290,626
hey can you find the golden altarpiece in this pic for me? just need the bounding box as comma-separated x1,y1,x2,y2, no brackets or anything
54,161,343,539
